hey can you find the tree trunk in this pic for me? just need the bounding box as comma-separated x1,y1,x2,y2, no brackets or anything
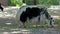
33,0,37,5
23,0,25,3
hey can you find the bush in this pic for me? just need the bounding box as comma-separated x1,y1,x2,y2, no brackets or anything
8,0,26,6
37,0,59,7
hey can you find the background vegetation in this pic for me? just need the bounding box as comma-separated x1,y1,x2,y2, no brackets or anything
8,0,60,7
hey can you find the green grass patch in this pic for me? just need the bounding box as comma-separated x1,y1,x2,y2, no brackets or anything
0,24,18,29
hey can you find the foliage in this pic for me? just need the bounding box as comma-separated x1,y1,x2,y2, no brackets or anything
8,0,26,6
8,0,60,7
26,0,34,5
37,0,59,7
25,0,59,7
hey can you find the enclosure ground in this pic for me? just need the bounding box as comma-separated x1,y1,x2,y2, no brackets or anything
0,6,60,34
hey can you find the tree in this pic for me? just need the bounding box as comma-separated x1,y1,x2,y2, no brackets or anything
33,0,37,5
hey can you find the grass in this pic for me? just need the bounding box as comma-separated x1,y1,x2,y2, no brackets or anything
0,24,18,29
54,19,60,24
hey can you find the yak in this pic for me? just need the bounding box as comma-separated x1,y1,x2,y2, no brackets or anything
16,5,54,27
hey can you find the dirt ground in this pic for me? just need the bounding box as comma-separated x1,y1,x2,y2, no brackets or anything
0,6,60,34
